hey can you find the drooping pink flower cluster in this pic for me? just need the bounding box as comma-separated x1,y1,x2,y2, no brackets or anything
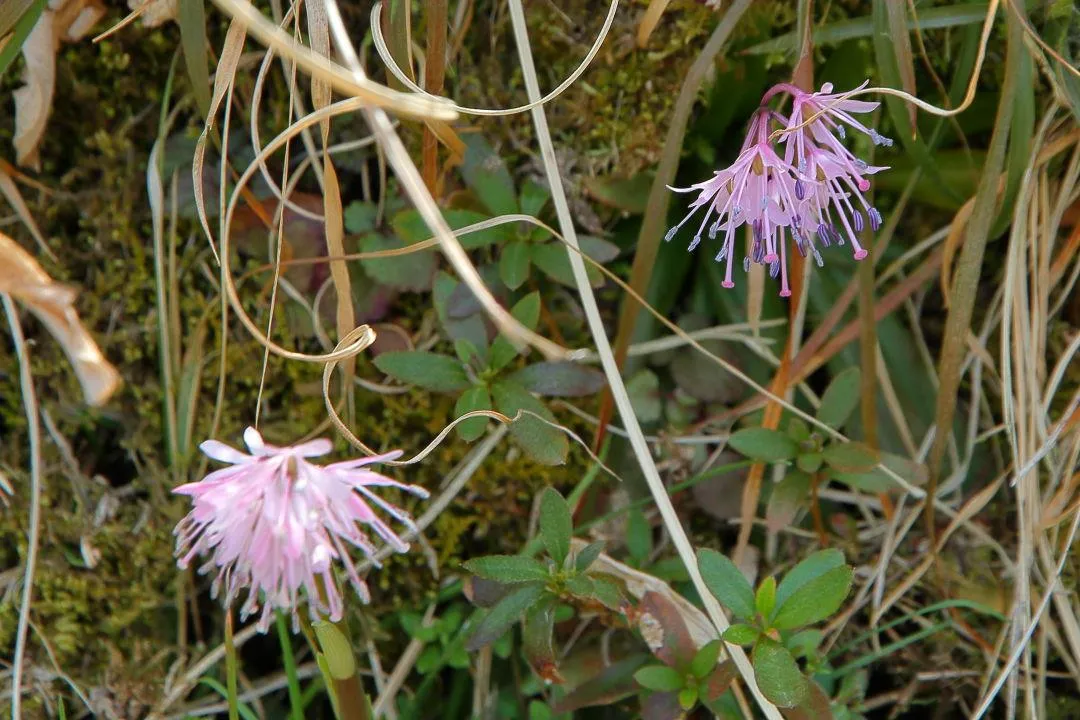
173,427,428,632
666,81,891,296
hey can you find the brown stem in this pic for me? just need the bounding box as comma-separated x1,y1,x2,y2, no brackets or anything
422,0,448,192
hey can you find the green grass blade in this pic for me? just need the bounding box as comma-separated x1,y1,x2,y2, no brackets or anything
178,0,211,119
0,0,45,81
277,614,306,720
743,4,989,56
196,677,260,720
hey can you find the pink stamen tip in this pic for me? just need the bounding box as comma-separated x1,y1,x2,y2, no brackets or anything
722,280,735,289
780,289,792,297
763,253,779,263
857,179,870,192
854,249,869,260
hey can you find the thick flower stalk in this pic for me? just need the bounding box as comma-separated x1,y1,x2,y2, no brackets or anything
173,427,428,632
667,81,891,296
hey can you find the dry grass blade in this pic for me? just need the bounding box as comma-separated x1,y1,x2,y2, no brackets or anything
208,0,456,121
0,160,56,260
4,293,43,720
0,231,120,406
636,0,672,48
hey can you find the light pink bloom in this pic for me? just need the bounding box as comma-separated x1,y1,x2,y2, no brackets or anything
173,427,428,632
666,110,803,295
782,81,890,262
665,81,891,297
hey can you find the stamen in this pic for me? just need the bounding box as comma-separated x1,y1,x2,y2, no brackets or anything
688,235,702,252
743,256,751,272
664,227,678,242
837,125,846,140
868,207,883,231
852,210,864,233
811,246,824,267
817,223,831,247
795,179,805,200
769,260,780,279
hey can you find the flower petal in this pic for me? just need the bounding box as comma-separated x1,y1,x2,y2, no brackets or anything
199,439,252,465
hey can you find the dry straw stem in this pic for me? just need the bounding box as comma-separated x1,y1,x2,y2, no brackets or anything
504,1,781,717
369,0,620,118
207,0,455,121
4,293,43,720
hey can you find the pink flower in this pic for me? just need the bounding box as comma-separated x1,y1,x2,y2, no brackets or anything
173,427,428,632
667,110,803,295
665,81,891,297
782,81,890,263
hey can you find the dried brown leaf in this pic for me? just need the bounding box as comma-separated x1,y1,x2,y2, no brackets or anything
0,232,120,405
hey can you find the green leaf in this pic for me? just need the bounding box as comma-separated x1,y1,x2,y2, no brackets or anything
531,242,605,288
582,172,654,214
796,453,823,473
785,629,823,660
752,639,808,708
722,624,760,646
756,576,777,620
772,565,853,630
359,233,436,291
774,549,846,613
462,555,550,584
538,487,573,567
626,507,653,564
489,292,542,371
461,135,518,216
454,385,491,442
742,4,988,56
565,573,595,598
690,640,722,680
787,417,810,443
728,428,799,463
179,0,211,120
466,583,546,651
589,575,624,611
522,595,558,679
574,541,605,573
626,369,663,424
507,362,606,397
519,177,551,217
815,368,861,429
454,338,483,367
373,351,470,393
499,240,531,290
766,470,811,534
634,665,685,692
0,0,44,81
678,686,699,711
343,201,377,233
492,381,568,465
831,452,928,494
392,208,509,249
697,549,756,620
821,442,878,473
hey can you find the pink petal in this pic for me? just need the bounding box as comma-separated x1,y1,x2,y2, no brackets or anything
199,440,252,465
325,450,404,471
289,438,333,458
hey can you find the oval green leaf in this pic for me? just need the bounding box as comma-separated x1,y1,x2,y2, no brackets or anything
697,549,756,620
373,351,470,393
752,639,808,708
728,428,799,463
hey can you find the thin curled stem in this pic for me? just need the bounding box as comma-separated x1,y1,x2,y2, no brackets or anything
368,0,620,117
